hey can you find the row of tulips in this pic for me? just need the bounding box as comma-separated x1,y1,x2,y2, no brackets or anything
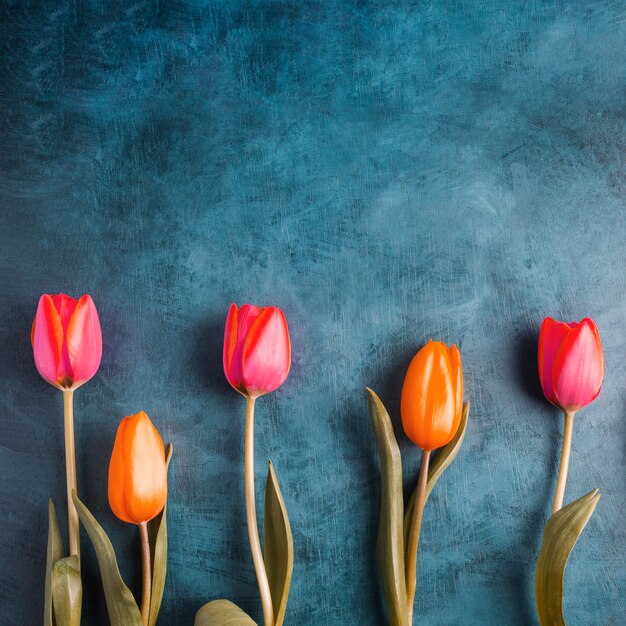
368,317,604,626
33,293,605,626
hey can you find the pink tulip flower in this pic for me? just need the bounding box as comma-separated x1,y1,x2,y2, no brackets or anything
31,293,102,391
538,317,603,414
223,303,291,398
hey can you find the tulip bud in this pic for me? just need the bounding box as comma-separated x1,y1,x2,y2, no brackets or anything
223,303,291,398
538,317,603,414
401,340,464,451
108,412,167,525
31,293,102,391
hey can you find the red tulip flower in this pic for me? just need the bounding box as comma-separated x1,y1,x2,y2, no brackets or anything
223,303,291,398
223,303,292,626
538,317,603,414
538,316,604,514
31,292,102,561
31,293,102,390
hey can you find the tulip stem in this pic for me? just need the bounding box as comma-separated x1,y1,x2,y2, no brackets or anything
405,449,431,625
552,411,575,514
245,397,275,626
63,389,80,560
139,521,151,626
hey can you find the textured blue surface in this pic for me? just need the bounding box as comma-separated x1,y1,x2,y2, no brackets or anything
1,2,625,624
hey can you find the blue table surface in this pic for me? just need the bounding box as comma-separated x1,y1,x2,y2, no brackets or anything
1,2,624,624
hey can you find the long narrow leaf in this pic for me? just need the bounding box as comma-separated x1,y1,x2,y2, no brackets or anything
44,499,65,626
535,489,601,626
72,492,143,626
148,443,173,626
367,388,409,626
51,556,82,626
194,599,257,625
403,401,470,552
264,461,294,626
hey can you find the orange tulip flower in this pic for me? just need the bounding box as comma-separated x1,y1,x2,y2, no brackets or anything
401,339,464,625
401,339,463,451
108,412,167,525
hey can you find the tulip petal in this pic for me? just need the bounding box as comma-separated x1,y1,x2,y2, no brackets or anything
428,345,456,449
33,295,65,389
538,317,572,406
51,293,78,330
223,303,240,387
108,417,133,524
241,307,291,397
124,413,167,524
553,319,603,413
448,344,463,425
65,295,102,388
224,304,263,394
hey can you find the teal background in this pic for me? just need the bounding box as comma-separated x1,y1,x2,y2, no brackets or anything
1,1,625,624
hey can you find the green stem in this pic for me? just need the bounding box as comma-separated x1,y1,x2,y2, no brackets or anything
245,397,274,626
405,449,431,625
552,412,575,514
139,521,151,626
63,389,80,560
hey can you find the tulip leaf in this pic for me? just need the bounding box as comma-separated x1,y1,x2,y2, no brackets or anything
72,492,143,626
194,599,258,626
264,461,294,626
403,401,469,553
366,388,409,626
148,442,173,626
51,556,82,626
535,489,601,626
45,499,65,626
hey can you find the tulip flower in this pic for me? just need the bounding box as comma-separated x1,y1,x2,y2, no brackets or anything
109,411,168,626
109,411,168,524
400,339,464,625
32,293,102,391
538,317,604,513
401,340,463,451
223,303,292,626
223,303,291,398
31,292,102,560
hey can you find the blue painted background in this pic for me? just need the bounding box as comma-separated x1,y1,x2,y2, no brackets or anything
1,1,624,624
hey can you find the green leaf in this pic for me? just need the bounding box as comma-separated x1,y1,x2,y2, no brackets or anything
51,556,82,626
148,443,173,626
45,499,65,626
264,461,294,626
72,492,143,626
194,599,257,626
535,489,601,626
403,401,470,552
366,388,409,626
